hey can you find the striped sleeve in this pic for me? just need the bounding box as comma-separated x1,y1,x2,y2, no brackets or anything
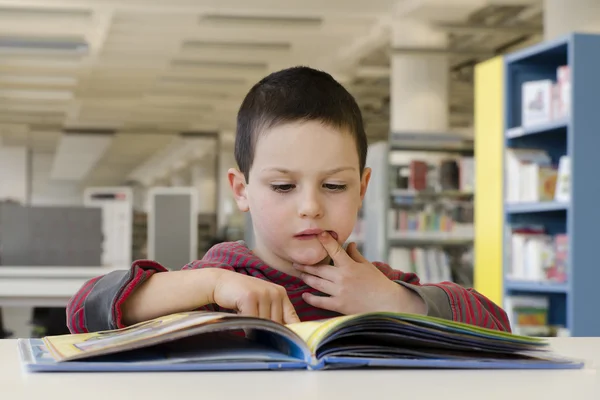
373,262,511,332
66,260,169,334
434,282,512,332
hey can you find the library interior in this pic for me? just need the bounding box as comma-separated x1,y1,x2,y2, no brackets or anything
2,0,600,397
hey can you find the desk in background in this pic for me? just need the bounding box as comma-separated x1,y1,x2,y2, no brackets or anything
0,266,124,308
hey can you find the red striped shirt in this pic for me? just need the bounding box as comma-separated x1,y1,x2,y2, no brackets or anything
66,241,511,333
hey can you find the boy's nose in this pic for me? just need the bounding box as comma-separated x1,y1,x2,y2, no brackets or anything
298,192,323,219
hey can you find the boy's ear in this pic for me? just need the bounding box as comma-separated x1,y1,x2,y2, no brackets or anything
359,167,371,205
228,168,250,212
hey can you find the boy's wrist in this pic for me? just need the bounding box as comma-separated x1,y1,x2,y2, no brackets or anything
195,267,227,306
392,283,427,315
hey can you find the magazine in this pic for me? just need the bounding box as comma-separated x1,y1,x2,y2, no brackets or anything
18,311,584,372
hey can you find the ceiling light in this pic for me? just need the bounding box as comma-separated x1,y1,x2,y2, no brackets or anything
170,59,267,70
0,7,91,19
200,14,322,27
182,40,291,51
0,89,74,100
0,75,78,86
159,76,247,85
0,35,88,55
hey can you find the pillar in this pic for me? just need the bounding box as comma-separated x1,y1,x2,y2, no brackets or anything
544,0,600,40
190,161,217,214
390,19,449,133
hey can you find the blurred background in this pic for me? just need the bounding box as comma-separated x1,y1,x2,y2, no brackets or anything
0,0,594,338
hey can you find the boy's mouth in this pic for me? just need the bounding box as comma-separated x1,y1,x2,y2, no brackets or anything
295,229,338,241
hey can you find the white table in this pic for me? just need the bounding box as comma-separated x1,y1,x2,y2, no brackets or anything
0,266,124,307
1,338,599,400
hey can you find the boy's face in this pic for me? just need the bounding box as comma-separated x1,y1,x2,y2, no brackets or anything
229,120,371,271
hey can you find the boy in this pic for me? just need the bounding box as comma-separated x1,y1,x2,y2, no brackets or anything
66,66,511,334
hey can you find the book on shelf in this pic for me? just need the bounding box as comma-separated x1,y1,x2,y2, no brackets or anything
505,149,569,204
392,156,474,193
508,225,568,284
18,310,584,373
389,247,452,284
521,65,571,128
504,295,569,338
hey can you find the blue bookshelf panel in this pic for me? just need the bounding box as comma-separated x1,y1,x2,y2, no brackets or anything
506,118,567,139
501,33,600,336
508,210,566,236
505,280,569,293
504,36,569,130
506,202,568,214
505,36,568,66
548,294,567,330
507,133,567,165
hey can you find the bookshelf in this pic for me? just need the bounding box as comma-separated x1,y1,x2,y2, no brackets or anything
502,33,600,337
363,133,475,287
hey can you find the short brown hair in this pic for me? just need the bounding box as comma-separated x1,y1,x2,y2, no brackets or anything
235,66,368,182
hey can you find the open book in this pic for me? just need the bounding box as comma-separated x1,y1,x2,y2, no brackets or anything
18,311,583,372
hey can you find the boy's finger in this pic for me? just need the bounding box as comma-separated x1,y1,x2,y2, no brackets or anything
293,263,336,281
270,300,283,324
300,273,337,296
259,299,271,320
317,231,352,266
238,299,259,319
282,298,300,324
302,292,339,313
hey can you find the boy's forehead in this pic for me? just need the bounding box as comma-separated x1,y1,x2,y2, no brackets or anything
253,121,359,164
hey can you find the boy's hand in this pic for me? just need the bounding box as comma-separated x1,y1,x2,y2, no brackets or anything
294,231,426,316
211,270,301,324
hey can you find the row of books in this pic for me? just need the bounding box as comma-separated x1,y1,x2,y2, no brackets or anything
389,247,452,284
391,157,474,193
505,148,570,203
505,295,569,337
521,65,570,127
388,208,474,234
507,227,568,284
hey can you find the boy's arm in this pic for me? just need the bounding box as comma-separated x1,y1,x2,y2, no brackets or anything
377,263,512,332
65,260,224,334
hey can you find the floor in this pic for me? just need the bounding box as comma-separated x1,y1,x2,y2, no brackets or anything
2,307,34,338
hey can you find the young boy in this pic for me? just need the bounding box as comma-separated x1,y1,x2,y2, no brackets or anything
66,66,511,334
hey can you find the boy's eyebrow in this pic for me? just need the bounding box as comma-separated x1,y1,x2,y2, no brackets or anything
262,166,356,175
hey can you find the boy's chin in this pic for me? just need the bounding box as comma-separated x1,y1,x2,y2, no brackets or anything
288,246,329,266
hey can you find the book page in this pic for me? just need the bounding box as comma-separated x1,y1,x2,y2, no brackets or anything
44,312,227,361
287,315,355,353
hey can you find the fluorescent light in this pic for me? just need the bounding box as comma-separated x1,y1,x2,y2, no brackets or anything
200,14,322,27
50,132,114,180
0,89,73,100
0,35,88,55
170,59,267,70
182,40,291,51
0,7,92,19
0,75,78,86
159,76,246,85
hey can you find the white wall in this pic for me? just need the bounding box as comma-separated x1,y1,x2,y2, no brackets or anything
0,146,28,204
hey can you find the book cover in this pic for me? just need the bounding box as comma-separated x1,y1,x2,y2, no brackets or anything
18,311,585,373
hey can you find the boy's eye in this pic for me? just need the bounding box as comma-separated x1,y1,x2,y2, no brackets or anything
323,183,347,191
271,184,295,193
